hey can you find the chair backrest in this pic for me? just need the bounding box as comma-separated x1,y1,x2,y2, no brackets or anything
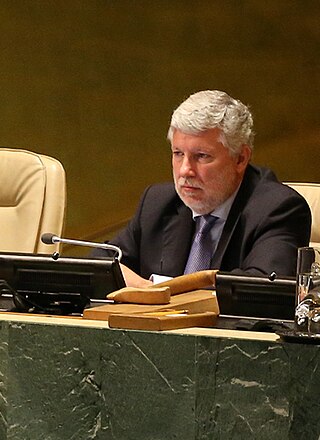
0,147,67,253
285,182,320,248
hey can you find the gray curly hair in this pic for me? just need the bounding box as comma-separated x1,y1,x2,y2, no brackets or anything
167,90,254,155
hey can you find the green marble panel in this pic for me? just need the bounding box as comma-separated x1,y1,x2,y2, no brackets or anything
5,323,198,440
195,337,290,439
7,322,106,439
195,337,320,440
101,330,197,440
284,344,320,440
0,321,9,439
1,319,320,439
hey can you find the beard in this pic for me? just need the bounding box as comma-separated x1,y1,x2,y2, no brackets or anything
174,175,238,214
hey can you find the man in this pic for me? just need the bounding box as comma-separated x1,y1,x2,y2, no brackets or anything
94,90,311,287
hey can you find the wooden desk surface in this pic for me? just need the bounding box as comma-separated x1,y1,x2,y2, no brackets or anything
0,310,280,342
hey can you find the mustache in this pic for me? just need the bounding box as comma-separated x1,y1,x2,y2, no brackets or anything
177,177,203,189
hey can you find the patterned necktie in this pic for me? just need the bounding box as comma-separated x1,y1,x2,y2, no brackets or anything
184,215,218,274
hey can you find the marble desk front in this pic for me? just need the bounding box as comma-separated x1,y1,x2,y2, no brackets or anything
0,313,318,440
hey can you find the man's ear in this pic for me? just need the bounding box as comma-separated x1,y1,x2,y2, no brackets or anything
236,144,252,170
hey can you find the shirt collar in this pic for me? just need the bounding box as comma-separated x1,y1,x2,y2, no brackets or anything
191,185,240,221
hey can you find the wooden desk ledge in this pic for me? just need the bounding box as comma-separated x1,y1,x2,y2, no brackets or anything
0,310,281,342
168,326,281,342
0,310,109,328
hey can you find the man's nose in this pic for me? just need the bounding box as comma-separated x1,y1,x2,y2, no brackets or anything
180,156,196,176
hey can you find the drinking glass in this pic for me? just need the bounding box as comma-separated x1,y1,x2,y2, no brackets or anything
295,247,320,334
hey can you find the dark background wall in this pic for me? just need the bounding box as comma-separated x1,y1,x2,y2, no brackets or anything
0,1,319,253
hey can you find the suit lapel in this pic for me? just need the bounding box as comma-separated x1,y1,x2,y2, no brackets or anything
211,166,257,268
161,202,194,276
211,202,241,268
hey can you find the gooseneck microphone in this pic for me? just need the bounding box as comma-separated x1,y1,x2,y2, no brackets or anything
41,233,122,261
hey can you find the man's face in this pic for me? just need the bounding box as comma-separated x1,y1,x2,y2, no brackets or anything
171,128,250,214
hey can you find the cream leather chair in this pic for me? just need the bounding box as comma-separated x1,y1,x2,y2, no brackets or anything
0,148,67,253
285,182,320,247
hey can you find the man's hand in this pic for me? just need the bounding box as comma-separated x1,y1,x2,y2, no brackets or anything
120,264,153,288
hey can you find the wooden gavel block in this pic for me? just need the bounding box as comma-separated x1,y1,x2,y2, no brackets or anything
107,286,171,304
106,270,218,304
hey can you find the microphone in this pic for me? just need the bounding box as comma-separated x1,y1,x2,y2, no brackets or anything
41,233,122,261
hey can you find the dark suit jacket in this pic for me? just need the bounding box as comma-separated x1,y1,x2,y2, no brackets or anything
95,165,311,278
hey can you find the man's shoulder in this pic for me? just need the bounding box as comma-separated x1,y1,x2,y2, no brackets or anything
138,182,186,221
249,165,304,195
244,164,309,208
142,182,178,202
247,164,278,184
145,181,176,193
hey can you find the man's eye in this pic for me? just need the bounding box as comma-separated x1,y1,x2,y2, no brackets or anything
172,151,184,157
197,153,211,160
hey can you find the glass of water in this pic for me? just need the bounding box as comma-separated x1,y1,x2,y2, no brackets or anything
295,247,320,334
